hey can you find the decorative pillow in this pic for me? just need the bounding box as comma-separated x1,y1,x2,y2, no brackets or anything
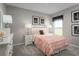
39,30,44,35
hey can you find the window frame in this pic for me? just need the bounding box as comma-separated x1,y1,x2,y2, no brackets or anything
52,15,63,35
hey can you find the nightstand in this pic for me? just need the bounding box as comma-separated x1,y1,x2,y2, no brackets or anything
25,35,32,46
0,34,13,56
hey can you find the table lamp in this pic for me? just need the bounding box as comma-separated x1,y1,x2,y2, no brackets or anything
25,24,32,35
3,15,12,28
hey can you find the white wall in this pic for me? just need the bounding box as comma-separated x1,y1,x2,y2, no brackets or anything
6,5,51,45
50,4,79,46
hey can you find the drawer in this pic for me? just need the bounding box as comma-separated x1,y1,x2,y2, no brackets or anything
25,40,32,44
25,41,32,45
25,38,32,41
25,37,32,40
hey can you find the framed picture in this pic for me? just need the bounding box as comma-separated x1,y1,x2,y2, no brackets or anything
71,10,79,22
32,16,39,25
71,24,79,36
39,17,45,25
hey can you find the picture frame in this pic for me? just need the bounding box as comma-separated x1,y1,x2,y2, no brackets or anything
32,16,39,25
39,17,45,25
71,10,79,22
71,24,79,36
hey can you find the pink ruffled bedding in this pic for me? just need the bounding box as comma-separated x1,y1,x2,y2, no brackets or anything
33,34,69,56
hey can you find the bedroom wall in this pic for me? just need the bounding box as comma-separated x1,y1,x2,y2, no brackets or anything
0,3,6,28
50,4,79,46
0,3,6,14
6,5,51,45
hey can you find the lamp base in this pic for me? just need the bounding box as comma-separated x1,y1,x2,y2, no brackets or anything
4,23,11,28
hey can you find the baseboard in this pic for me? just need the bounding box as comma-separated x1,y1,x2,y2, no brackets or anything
70,44,79,49
13,43,25,46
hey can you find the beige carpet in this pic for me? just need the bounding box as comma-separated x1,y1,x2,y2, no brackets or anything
13,44,75,56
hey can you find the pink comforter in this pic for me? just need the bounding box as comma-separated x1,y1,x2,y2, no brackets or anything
33,34,69,56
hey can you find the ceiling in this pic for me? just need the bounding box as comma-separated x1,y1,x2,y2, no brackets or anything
6,3,78,15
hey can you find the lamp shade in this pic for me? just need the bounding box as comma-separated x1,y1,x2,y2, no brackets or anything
49,25,52,28
25,24,31,28
47,25,52,28
25,24,32,35
3,15,12,23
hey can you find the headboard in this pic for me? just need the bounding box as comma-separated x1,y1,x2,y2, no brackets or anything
32,27,49,35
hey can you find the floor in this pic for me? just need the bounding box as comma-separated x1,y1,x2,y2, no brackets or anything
13,44,76,56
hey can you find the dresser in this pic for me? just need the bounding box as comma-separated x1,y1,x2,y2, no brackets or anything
0,34,13,56
25,35,32,46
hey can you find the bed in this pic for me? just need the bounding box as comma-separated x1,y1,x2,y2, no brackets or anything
32,27,69,56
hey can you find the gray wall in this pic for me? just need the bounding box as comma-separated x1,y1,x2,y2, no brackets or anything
50,4,79,46
0,3,6,14
6,5,51,45
0,3,6,28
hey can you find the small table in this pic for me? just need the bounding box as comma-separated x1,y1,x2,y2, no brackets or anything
25,35,32,46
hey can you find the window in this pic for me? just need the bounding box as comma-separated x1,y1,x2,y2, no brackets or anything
53,15,63,36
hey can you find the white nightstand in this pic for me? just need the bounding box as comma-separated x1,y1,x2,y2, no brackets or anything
25,35,32,46
0,34,13,56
